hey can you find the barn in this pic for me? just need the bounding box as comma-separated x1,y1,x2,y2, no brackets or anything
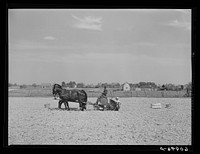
122,82,131,91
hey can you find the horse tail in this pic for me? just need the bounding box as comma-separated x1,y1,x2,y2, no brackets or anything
81,90,87,103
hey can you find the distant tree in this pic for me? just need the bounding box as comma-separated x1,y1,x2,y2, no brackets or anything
129,83,136,89
85,84,89,88
181,85,184,90
138,82,146,88
159,84,166,90
113,83,120,88
20,84,27,89
146,82,152,87
107,83,112,88
65,82,69,87
137,82,157,88
95,84,100,88
135,83,140,88
97,83,102,88
32,83,37,87
67,81,76,88
185,82,192,97
61,81,66,87
175,85,184,91
165,83,176,91
102,83,108,88
187,82,192,90
77,83,84,88
148,82,157,88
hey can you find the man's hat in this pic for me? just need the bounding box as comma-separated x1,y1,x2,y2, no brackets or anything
111,97,120,103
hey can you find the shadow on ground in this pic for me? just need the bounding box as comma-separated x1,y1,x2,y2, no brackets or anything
47,107,95,111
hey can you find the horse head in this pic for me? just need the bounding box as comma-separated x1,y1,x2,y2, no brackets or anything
52,84,63,96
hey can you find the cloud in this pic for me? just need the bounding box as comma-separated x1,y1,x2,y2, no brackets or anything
43,36,56,40
168,19,191,30
72,15,103,31
167,9,191,31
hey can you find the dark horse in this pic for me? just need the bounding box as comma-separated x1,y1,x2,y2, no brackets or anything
52,84,87,111
52,84,61,99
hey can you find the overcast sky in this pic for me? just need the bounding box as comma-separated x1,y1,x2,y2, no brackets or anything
8,9,191,85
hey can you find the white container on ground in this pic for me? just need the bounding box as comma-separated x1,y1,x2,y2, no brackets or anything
151,103,162,109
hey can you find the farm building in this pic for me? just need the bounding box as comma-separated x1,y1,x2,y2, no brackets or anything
41,83,52,89
135,88,141,91
122,82,131,91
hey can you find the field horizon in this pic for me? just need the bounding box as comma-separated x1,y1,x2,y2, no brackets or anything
8,87,191,98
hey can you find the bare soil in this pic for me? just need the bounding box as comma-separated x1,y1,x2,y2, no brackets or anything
8,97,191,145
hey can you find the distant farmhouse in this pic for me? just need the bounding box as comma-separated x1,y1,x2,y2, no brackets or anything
122,82,131,91
41,83,52,89
135,87,141,91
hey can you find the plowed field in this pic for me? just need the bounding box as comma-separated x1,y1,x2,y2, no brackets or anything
8,97,191,145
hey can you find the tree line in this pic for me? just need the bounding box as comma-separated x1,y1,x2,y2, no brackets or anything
8,81,192,91
61,81,192,91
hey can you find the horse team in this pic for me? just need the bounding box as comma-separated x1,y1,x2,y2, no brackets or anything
52,84,120,111
52,84,87,111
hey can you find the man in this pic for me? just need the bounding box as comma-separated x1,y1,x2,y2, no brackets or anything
102,86,108,97
95,86,108,105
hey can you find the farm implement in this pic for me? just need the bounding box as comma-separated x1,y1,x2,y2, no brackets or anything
88,96,121,111
51,96,121,111
52,84,121,111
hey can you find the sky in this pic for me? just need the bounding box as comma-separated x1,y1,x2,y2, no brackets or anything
8,9,191,85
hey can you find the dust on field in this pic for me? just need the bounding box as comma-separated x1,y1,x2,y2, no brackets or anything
8,97,191,145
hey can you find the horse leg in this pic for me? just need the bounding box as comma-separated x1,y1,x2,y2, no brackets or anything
65,101,69,110
58,100,62,109
80,98,87,111
78,101,84,111
84,103,86,110
67,102,70,110
82,102,86,111
64,101,67,110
